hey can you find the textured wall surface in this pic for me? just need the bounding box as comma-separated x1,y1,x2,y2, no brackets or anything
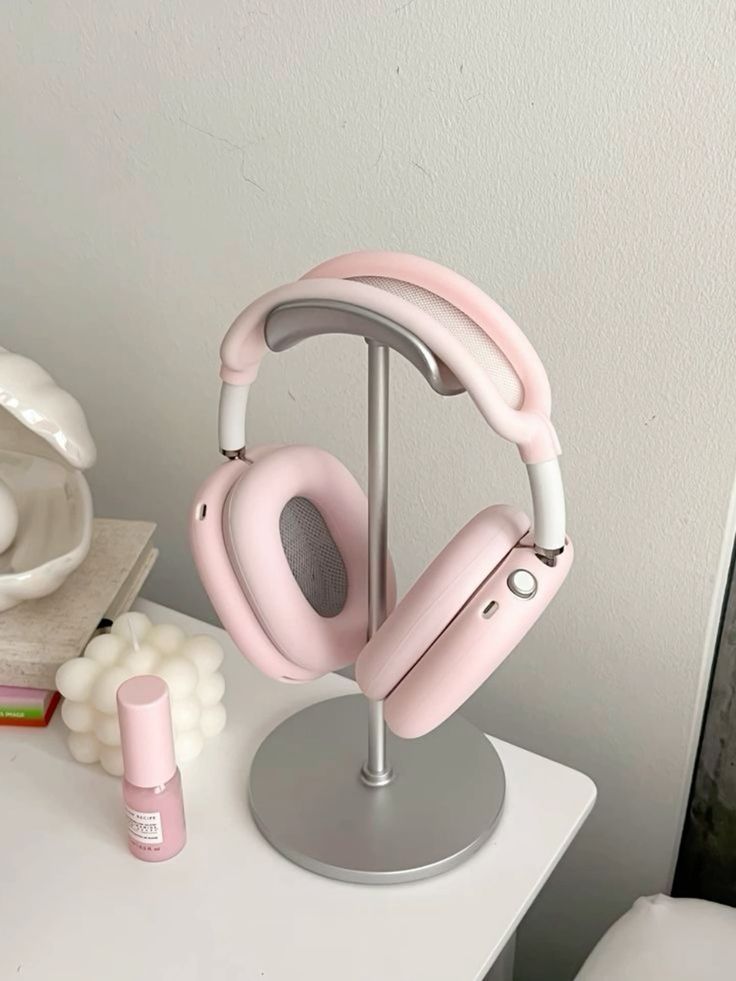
2,3,736,978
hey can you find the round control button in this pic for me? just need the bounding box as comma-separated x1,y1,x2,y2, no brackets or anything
507,569,538,599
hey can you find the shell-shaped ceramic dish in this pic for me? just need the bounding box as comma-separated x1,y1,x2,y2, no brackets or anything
0,347,96,611
0,451,93,611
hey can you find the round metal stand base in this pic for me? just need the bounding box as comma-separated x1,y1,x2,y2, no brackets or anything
248,694,506,884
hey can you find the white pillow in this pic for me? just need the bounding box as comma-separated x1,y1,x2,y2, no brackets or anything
576,894,736,980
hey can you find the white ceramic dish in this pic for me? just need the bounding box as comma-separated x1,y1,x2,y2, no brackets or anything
0,450,93,611
0,347,96,611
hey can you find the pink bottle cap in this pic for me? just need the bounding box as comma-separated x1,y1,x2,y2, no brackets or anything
117,676,177,788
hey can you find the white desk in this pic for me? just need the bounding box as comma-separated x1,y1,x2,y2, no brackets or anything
1,600,595,981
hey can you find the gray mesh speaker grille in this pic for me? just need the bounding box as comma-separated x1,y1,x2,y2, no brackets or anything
279,497,348,618
352,276,524,409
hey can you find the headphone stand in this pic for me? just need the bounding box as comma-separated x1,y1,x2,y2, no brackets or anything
248,336,506,884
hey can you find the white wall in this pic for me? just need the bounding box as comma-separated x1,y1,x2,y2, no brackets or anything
2,2,735,977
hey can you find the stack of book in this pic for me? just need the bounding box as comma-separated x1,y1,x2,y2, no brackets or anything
0,518,157,726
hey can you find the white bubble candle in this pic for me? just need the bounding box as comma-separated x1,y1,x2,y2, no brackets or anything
56,612,227,775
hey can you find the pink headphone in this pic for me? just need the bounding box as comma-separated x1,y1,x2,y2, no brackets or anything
190,252,572,738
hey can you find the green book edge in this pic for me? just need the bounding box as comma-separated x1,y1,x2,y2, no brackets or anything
0,706,45,719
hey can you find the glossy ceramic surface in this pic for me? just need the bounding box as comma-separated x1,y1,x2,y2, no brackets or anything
0,347,96,469
0,346,96,610
0,450,93,611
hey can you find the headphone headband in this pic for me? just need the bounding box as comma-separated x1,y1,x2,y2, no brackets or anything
217,262,566,554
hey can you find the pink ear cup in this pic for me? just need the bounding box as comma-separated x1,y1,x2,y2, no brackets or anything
190,453,320,683
383,538,574,738
356,505,530,699
191,445,397,679
225,444,385,674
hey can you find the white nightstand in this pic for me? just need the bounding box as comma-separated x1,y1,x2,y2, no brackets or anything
1,599,595,981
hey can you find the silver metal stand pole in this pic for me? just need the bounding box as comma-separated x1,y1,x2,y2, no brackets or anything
247,328,506,883
361,341,394,787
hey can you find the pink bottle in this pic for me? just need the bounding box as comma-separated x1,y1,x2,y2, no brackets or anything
117,676,186,862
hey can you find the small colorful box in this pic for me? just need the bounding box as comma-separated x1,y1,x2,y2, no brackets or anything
0,685,60,726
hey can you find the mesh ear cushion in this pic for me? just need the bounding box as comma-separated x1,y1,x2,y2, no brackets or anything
355,505,530,699
225,444,395,674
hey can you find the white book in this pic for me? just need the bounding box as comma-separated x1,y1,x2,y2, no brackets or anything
0,519,157,689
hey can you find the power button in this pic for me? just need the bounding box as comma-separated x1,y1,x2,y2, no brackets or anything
507,569,538,599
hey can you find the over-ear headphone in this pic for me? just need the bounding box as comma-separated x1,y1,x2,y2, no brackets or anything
190,252,572,738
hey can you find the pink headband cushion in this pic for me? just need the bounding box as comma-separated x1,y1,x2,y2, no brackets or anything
303,251,550,417
190,450,320,683
383,537,574,738
219,253,560,462
355,505,529,700
224,444,395,674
